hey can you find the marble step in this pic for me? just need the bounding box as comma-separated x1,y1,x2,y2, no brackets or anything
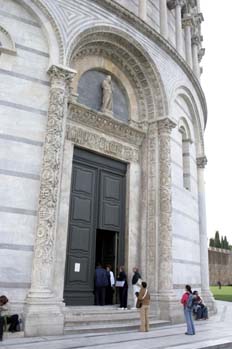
2,331,24,340
65,311,157,323
64,319,170,334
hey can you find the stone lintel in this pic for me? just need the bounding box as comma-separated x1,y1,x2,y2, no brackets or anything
68,101,146,147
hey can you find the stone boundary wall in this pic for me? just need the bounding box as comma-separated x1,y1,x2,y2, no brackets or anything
208,247,232,285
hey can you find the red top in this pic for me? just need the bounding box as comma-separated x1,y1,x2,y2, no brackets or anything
181,292,190,306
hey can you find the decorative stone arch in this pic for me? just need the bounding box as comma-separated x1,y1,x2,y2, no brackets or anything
72,55,137,122
15,0,63,65
178,117,193,143
66,26,168,122
0,25,16,55
171,85,205,156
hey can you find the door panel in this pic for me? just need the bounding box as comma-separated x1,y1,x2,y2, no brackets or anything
64,163,97,305
99,171,125,232
64,148,126,305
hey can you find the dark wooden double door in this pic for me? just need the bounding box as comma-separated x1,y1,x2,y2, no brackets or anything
64,148,127,305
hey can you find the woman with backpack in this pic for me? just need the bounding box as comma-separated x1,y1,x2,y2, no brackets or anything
181,285,196,335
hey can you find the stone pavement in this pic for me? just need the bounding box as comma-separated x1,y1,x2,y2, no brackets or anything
1,301,232,349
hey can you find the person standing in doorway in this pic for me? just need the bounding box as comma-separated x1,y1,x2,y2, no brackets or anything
117,266,128,309
137,281,150,332
105,265,115,305
181,285,196,335
94,263,109,306
132,267,142,309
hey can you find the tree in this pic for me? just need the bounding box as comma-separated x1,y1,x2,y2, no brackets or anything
209,238,215,247
224,236,229,250
214,231,221,248
221,236,224,249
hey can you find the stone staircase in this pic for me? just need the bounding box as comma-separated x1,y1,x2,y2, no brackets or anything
64,306,170,334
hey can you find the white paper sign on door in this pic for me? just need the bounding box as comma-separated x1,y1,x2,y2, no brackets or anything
74,263,80,272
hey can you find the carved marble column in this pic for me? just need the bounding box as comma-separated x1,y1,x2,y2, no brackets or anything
192,35,201,78
159,0,168,39
182,15,193,68
197,156,216,313
24,65,76,337
156,117,182,323
167,0,185,55
139,0,147,21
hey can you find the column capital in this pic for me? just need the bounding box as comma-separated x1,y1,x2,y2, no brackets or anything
187,0,197,8
48,65,76,80
198,47,205,62
197,156,207,168
47,65,76,91
157,117,177,133
194,12,204,24
182,14,194,28
167,0,185,10
191,34,201,46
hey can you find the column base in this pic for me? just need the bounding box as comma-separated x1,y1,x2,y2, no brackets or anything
24,292,64,337
154,292,184,324
201,289,217,315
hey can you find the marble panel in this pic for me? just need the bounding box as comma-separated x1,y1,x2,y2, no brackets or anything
0,249,33,283
0,212,36,246
0,174,40,211
0,138,43,175
173,262,201,285
0,74,49,111
0,105,47,142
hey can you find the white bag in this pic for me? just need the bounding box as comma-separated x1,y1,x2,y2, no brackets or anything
115,280,125,287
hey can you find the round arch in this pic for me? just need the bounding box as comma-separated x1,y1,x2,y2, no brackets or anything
15,0,63,65
66,26,168,122
178,117,193,143
170,85,205,156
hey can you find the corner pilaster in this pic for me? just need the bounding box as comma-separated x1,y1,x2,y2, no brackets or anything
24,65,76,337
197,156,217,314
155,117,182,323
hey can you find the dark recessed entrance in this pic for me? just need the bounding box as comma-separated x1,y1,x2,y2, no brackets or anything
95,229,119,274
64,148,126,305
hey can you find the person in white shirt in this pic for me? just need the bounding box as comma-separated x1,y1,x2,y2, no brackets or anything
106,265,115,304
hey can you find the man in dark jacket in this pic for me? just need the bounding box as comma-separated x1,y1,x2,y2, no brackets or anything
94,263,109,305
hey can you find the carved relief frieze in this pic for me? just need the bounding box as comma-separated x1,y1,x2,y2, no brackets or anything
146,122,158,291
34,65,76,266
157,117,176,291
66,123,139,163
68,102,145,147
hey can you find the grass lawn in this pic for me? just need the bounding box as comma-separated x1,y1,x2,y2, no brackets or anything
210,286,232,302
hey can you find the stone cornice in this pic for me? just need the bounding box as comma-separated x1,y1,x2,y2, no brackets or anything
68,101,146,147
91,0,207,127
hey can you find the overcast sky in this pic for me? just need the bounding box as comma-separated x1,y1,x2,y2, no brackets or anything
200,2,232,242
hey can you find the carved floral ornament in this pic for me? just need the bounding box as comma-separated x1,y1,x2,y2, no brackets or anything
34,65,76,264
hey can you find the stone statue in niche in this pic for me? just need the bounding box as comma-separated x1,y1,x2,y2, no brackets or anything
101,75,113,115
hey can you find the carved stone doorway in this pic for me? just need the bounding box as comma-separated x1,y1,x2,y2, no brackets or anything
64,147,126,305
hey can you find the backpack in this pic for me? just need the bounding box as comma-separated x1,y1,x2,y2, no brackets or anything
186,293,195,309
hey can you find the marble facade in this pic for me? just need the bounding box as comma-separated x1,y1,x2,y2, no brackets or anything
0,0,215,336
